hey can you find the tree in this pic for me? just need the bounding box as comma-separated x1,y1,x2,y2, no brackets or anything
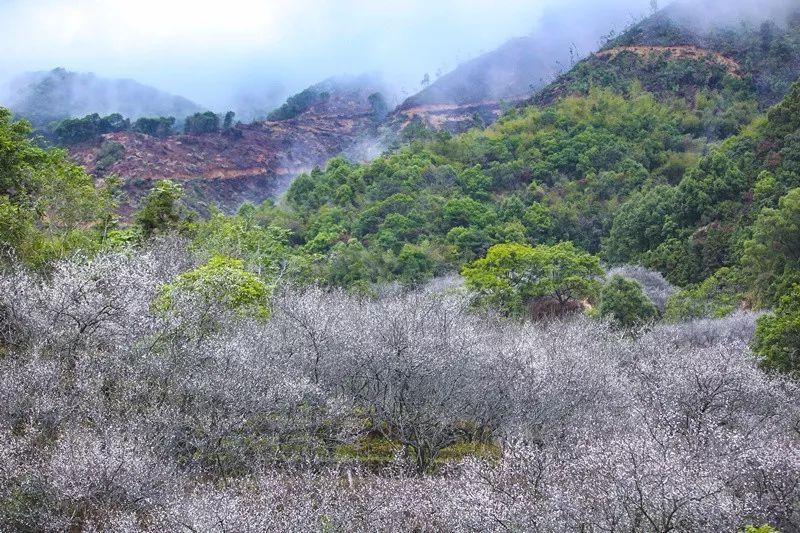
0,108,109,267
135,180,187,239
753,284,800,375
599,274,658,328
743,187,800,307
53,113,130,145
222,111,236,130
396,244,435,285
267,88,330,121
184,111,220,135
462,242,603,316
132,116,175,137
159,255,270,320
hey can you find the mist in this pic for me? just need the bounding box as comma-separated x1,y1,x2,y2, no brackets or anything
0,0,655,115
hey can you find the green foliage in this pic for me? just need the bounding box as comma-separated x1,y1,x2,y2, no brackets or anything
94,140,125,173
766,80,800,139
604,80,800,295
268,88,330,121
135,180,188,239
184,111,220,135
53,112,129,145
132,116,175,137
741,525,781,533
599,274,658,328
368,92,389,122
664,267,744,321
396,243,435,286
160,255,270,319
222,111,236,130
753,284,800,376
187,207,310,282
743,188,800,307
0,108,112,267
462,242,602,316
602,11,800,108
279,87,712,290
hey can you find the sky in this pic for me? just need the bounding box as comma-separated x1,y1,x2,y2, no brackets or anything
0,0,652,110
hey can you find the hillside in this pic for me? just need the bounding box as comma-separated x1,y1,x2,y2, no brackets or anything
390,37,557,132
3,2,800,530
269,0,800,309
400,37,556,108
535,2,800,110
68,77,389,212
3,68,202,128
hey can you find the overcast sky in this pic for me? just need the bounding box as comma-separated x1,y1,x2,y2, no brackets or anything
0,0,651,110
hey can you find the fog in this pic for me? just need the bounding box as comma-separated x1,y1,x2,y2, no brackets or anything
0,0,655,114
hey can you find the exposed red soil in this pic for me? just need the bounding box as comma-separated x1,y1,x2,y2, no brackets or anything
70,103,376,212
392,98,526,132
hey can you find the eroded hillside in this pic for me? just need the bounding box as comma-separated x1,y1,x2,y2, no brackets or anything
70,89,380,213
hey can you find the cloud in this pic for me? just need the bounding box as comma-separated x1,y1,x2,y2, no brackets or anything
0,0,651,110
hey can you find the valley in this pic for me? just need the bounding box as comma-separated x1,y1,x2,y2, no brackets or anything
1,1,799,531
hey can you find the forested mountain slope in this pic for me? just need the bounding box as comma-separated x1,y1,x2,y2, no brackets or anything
535,3,800,116
268,1,800,315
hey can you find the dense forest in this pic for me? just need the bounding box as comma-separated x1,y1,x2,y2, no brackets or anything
1,2,799,532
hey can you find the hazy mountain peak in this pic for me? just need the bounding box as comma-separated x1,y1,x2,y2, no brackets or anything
2,67,203,127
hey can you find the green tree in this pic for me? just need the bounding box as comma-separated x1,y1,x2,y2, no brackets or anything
397,244,435,286
664,267,744,321
268,88,330,121
184,111,220,134
743,187,800,306
0,108,110,267
135,180,187,239
752,284,800,375
462,242,602,316
222,111,236,130
159,255,270,320
599,274,658,328
53,113,130,145
132,116,175,137
368,92,389,122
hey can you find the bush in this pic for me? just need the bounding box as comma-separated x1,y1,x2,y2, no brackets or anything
184,111,220,135
94,140,125,173
599,274,658,328
607,265,676,311
132,116,175,137
664,267,745,321
753,283,800,375
135,180,187,238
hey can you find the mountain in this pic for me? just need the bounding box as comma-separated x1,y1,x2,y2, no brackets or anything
64,0,800,219
68,75,391,213
269,0,800,305
3,68,203,128
535,0,800,110
404,37,557,108
391,36,568,133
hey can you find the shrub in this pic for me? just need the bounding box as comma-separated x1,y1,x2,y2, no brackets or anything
183,111,220,135
599,274,658,328
753,283,800,375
